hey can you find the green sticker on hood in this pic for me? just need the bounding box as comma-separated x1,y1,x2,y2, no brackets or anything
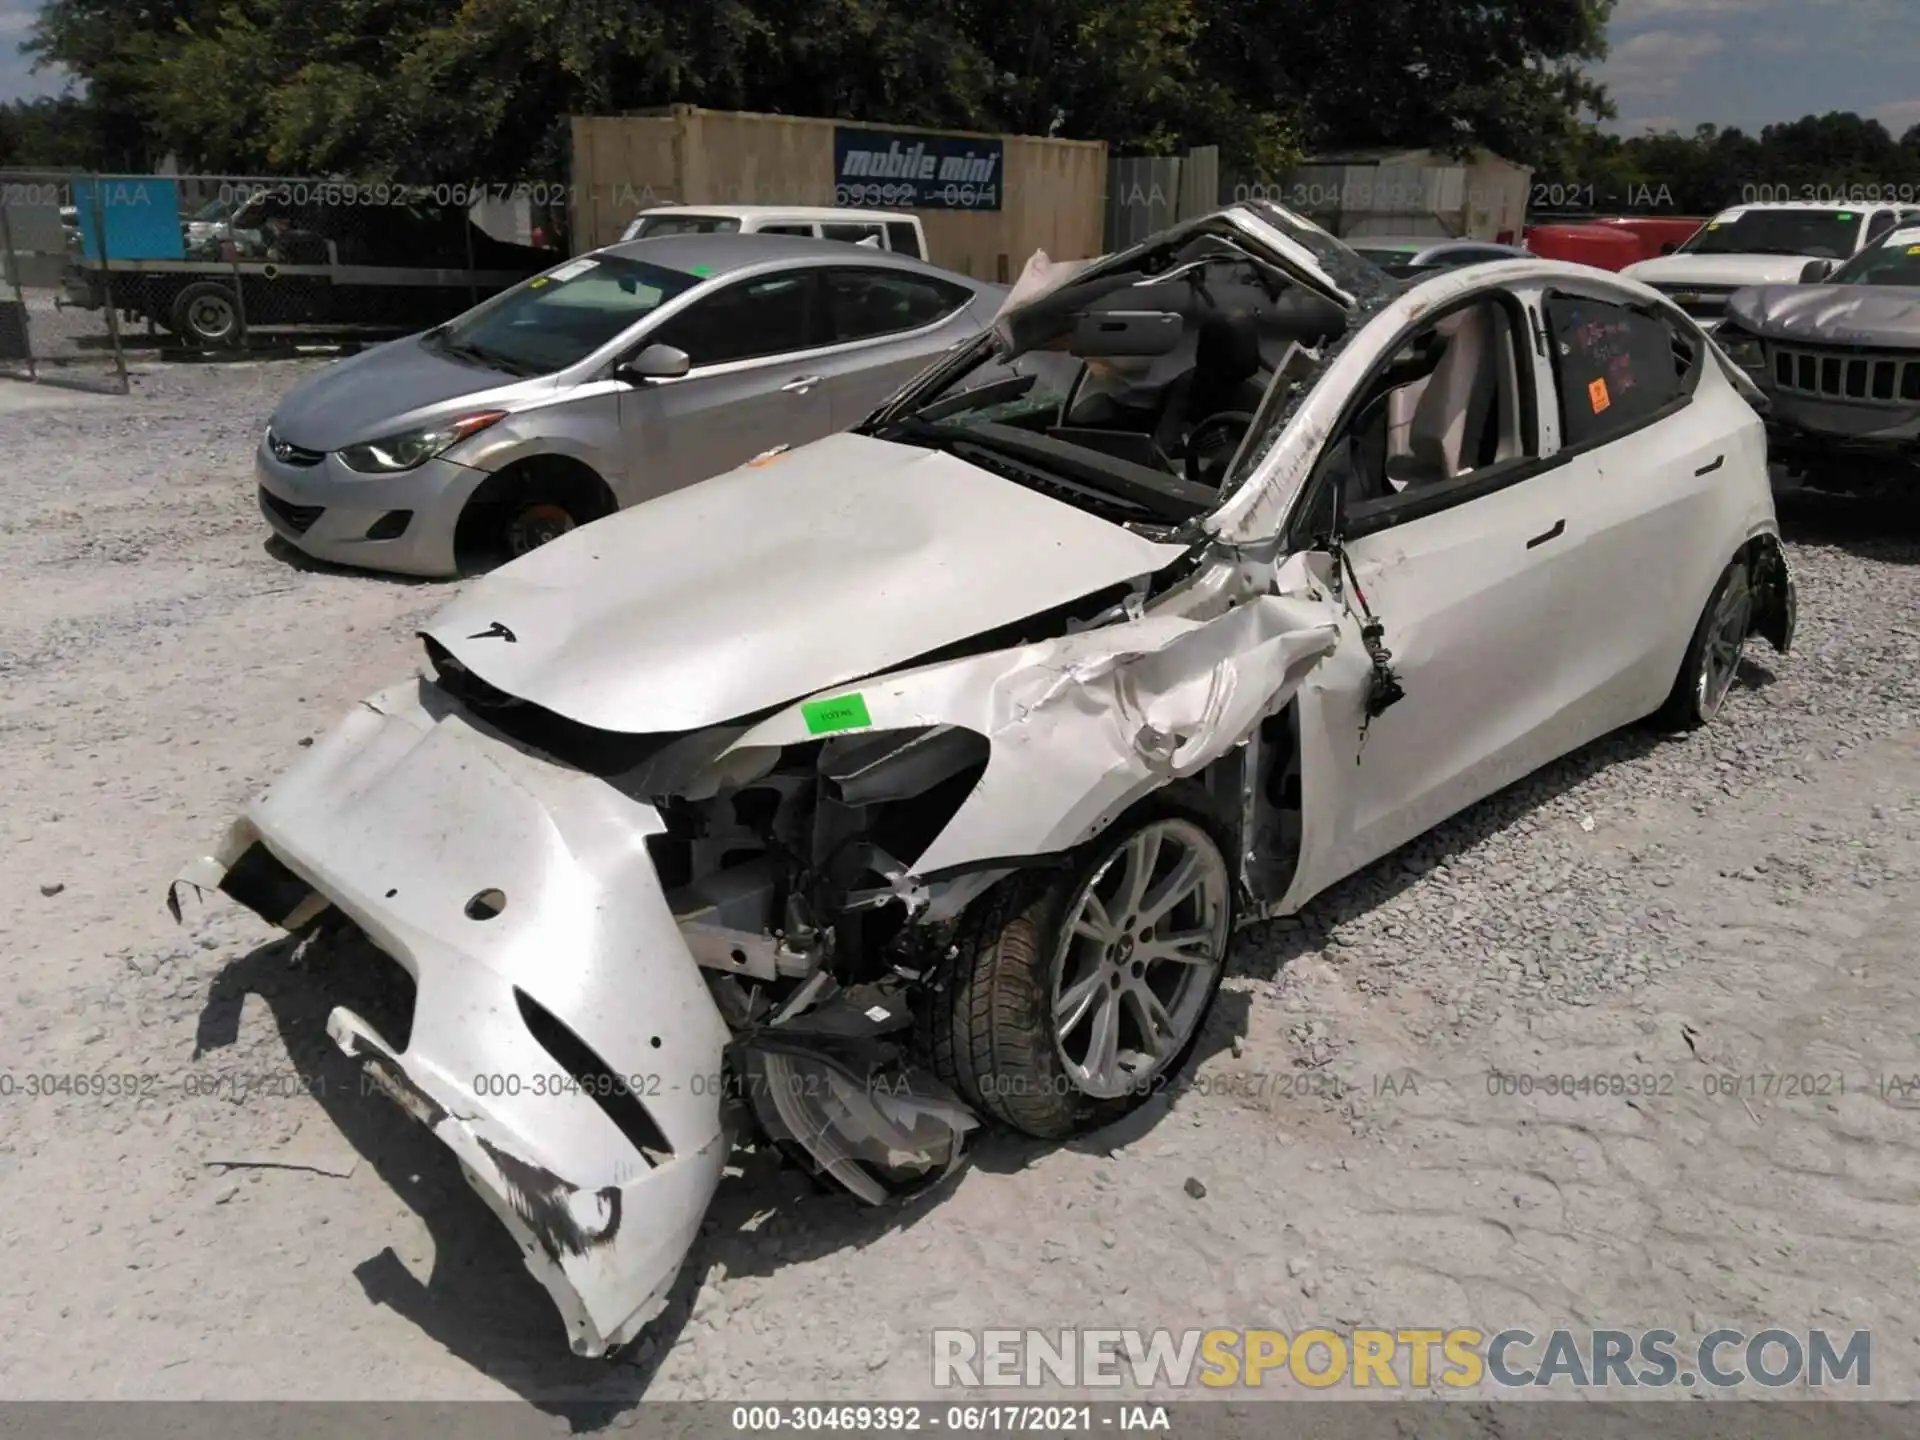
802,693,872,734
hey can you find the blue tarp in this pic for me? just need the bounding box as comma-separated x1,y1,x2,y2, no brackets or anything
72,177,185,261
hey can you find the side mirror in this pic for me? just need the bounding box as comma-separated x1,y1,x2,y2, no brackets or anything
1799,258,1835,283
615,343,691,384
1659,242,1677,255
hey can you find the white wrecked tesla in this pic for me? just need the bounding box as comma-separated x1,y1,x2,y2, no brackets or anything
170,201,1795,1357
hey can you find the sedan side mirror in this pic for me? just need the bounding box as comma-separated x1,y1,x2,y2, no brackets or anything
615,343,692,385
1799,259,1836,283
1659,242,1678,255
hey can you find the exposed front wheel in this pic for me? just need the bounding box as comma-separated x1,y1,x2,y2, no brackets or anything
503,500,580,557
1656,556,1753,730
928,802,1234,1139
453,460,617,573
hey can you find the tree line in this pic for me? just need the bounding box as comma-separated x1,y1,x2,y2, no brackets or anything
6,0,1610,178
7,0,1920,223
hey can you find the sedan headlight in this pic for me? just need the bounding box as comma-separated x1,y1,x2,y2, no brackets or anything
337,411,508,473
1715,328,1766,373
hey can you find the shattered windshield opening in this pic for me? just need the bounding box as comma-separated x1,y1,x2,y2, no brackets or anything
1830,235,1920,286
862,227,1354,535
1678,209,1863,259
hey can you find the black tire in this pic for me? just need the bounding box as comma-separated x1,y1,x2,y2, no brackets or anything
1654,555,1753,731
169,281,242,347
924,789,1236,1140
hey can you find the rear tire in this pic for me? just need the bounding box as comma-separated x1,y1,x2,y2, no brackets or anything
170,281,242,347
925,792,1235,1139
1654,556,1753,730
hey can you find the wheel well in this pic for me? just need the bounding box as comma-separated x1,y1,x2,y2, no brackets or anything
453,455,617,568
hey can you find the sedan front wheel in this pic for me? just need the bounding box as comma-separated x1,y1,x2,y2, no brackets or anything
926,797,1234,1139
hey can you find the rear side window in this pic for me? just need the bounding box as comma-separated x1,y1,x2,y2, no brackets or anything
822,222,886,246
631,215,742,238
1544,296,1686,448
758,223,816,237
885,222,923,259
822,267,972,343
1867,210,1898,244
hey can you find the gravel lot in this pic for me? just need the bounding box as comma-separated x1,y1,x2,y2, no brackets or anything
5,362,1920,1417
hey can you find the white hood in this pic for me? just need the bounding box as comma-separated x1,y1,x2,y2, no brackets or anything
1622,253,1820,287
425,433,1191,734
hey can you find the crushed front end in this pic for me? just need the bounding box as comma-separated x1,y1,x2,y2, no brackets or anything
169,671,983,1356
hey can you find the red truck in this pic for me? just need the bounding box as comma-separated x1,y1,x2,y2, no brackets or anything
1523,216,1708,271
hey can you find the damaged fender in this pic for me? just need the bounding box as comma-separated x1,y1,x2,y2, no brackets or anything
169,678,733,1357
715,594,1343,877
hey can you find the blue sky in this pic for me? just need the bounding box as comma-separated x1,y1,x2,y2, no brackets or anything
1595,0,1920,137
5,0,1920,141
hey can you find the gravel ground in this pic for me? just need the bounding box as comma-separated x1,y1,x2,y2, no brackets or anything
4,363,1920,1417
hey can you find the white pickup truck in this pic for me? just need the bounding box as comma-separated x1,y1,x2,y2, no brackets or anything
620,204,930,260
1622,201,1920,330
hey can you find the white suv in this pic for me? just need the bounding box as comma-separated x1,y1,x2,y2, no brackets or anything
621,204,929,259
1622,201,1920,330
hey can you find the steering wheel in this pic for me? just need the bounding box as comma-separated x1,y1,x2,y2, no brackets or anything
1184,410,1257,488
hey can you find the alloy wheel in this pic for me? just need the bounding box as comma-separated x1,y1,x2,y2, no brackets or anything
1047,817,1230,1100
1696,565,1754,719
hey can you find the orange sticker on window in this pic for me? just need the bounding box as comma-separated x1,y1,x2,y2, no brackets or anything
1588,377,1611,413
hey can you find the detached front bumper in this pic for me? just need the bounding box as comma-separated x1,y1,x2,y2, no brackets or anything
170,678,732,1356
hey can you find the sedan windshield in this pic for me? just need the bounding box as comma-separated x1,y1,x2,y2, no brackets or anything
432,255,703,376
1678,209,1863,259
1830,235,1920,286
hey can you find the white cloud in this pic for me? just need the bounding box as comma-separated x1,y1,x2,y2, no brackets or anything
1599,30,1727,97
1873,99,1920,134
1611,0,1771,25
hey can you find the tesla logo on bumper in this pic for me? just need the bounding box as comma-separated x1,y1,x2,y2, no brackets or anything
467,622,517,643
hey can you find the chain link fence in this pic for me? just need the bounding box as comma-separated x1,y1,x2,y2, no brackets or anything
0,171,568,391
1,172,128,392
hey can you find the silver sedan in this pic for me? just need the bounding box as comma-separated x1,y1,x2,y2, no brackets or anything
254,234,1006,576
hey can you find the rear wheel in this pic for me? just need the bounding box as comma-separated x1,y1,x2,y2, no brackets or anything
170,281,242,347
1655,556,1753,730
927,799,1234,1139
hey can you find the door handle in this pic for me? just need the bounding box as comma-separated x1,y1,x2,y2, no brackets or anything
1525,519,1566,549
1694,454,1725,476
781,375,822,394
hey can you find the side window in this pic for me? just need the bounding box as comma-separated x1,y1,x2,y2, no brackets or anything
1867,210,1898,244
1543,295,1687,448
759,223,816,237
884,222,924,259
650,270,825,367
1289,295,1538,543
822,222,886,246
822,267,972,343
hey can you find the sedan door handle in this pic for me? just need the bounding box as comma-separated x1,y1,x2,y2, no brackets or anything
781,375,822,394
1525,519,1566,549
1694,454,1725,476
